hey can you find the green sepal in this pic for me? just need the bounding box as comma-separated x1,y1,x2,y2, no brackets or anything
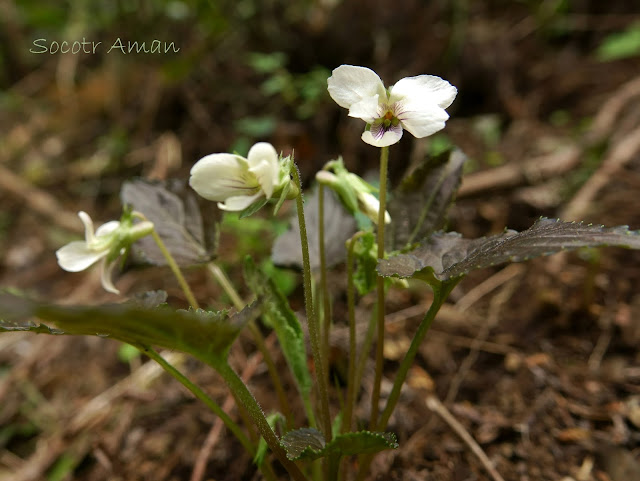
273,154,296,215
322,157,368,214
239,197,270,219
273,179,291,215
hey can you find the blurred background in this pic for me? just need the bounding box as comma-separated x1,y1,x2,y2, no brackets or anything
1,1,640,480
1,0,639,294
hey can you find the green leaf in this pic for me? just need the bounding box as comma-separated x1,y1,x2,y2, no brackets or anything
596,23,640,61
352,231,378,295
117,343,141,363
246,51,287,74
121,180,219,266
244,258,312,397
254,412,285,466
387,147,466,250
235,116,277,138
0,293,259,363
280,428,398,461
47,452,78,481
378,218,640,281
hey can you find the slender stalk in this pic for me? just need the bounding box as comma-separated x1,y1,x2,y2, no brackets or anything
376,280,458,432
292,165,332,442
350,301,380,481
140,345,253,454
317,184,332,410
215,361,308,481
370,145,389,429
147,226,199,309
353,299,377,413
207,262,244,309
207,263,294,425
342,231,366,435
356,282,458,481
339,232,367,481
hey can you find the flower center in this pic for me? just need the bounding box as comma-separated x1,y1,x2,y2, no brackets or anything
380,108,400,129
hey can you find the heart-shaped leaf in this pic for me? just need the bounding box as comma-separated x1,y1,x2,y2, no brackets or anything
280,428,398,461
0,292,258,363
387,148,465,250
121,179,219,266
378,218,640,280
271,188,357,270
280,428,326,460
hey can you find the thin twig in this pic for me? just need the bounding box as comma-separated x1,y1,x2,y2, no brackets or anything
426,394,506,481
0,163,83,233
69,351,186,432
560,122,640,222
454,264,525,312
459,74,640,199
445,274,522,404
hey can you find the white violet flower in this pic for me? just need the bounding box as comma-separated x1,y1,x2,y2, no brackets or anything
189,142,286,211
56,211,153,294
327,65,457,147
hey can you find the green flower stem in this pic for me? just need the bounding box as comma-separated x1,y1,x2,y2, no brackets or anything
377,280,459,431
292,165,332,443
139,344,255,456
355,282,458,481
339,231,367,481
207,262,244,310
354,304,377,410
207,263,294,428
317,184,332,405
370,145,389,429
214,360,308,481
142,221,199,309
342,231,366,435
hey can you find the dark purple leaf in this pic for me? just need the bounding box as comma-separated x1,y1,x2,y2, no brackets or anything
378,218,640,280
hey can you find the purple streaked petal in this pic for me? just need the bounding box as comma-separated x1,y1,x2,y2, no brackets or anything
361,125,403,147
